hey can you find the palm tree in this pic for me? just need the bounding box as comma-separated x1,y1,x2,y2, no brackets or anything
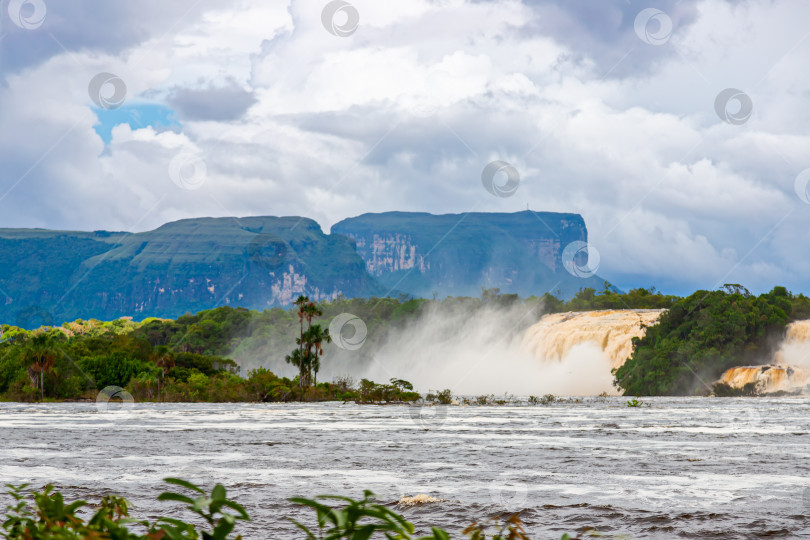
288,297,332,388
285,348,304,386
152,346,175,402
24,333,58,401
304,324,331,386
293,295,309,378
296,324,331,387
302,302,322,332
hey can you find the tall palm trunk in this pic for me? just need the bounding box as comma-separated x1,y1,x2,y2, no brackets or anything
298,318,304,387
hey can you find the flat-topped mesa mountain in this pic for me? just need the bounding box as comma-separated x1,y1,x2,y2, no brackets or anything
0,211,601,328
0,216,382,327
331,210,602,298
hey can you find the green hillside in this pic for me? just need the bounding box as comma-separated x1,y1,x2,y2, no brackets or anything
0,216,383,327
0,211,601,328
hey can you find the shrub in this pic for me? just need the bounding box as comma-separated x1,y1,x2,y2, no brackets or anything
436,389,453,404
1,482,580,540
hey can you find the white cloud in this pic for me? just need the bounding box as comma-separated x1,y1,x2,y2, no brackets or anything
1,0,810,295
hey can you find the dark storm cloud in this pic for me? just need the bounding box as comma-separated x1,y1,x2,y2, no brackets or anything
167,81,258,122
515,0,700,77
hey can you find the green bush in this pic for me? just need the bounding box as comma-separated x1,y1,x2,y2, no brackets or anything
79,352,144,389
1,481,579,540
2,478,248,540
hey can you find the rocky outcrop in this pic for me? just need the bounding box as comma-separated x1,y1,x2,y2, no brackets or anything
353,233,428,276
332,210,603,298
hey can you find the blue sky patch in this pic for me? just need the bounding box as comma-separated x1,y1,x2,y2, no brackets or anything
92,103,181,144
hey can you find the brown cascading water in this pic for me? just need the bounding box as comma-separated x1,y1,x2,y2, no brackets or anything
521,309,665,370
718,365,809,391
718,320,810,393
774,320,810,364
520,310,810,395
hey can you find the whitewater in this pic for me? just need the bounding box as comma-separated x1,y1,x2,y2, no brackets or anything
356,306,810,396
2,400,809,539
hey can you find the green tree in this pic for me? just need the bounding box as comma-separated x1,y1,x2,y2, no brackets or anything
79,352,143,390
23,334,59,401
293,295,309,381
288,296,328,388
303,324,331,386
152,345,174,402
614,287,792,395
284,348,304,387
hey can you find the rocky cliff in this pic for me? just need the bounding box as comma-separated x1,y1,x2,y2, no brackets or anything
1,211,601,327
331,210,602,298
0,216,382,326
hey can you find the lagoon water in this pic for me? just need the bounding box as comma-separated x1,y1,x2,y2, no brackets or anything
2,399,810,539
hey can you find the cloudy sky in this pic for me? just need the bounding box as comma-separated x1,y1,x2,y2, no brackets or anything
1,0,809,296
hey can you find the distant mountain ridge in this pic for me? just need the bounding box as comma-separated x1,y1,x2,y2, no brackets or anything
332,211,597,299
0,211,601,328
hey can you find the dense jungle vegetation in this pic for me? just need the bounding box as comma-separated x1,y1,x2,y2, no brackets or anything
1,284,807,399
614,285,810,395
0,285,667,401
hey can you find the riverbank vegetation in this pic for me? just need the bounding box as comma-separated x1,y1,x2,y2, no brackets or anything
1,480,579,540
1,284,808,400
0,286,670,402
614,285,810,396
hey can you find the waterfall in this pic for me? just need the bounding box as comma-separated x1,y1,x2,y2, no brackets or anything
773,320,810,366
718,320,810,393
518,310,810,395
521,309,665,370
718,365,810,392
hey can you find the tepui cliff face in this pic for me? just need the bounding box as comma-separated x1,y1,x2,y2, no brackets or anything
0,216,381,327
331,211,601,299
0,211,601,327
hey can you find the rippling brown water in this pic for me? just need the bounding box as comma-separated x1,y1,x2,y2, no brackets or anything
2,398,810,539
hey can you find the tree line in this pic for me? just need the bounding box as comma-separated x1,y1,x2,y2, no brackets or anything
614,285,810,395
2,284,807,400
